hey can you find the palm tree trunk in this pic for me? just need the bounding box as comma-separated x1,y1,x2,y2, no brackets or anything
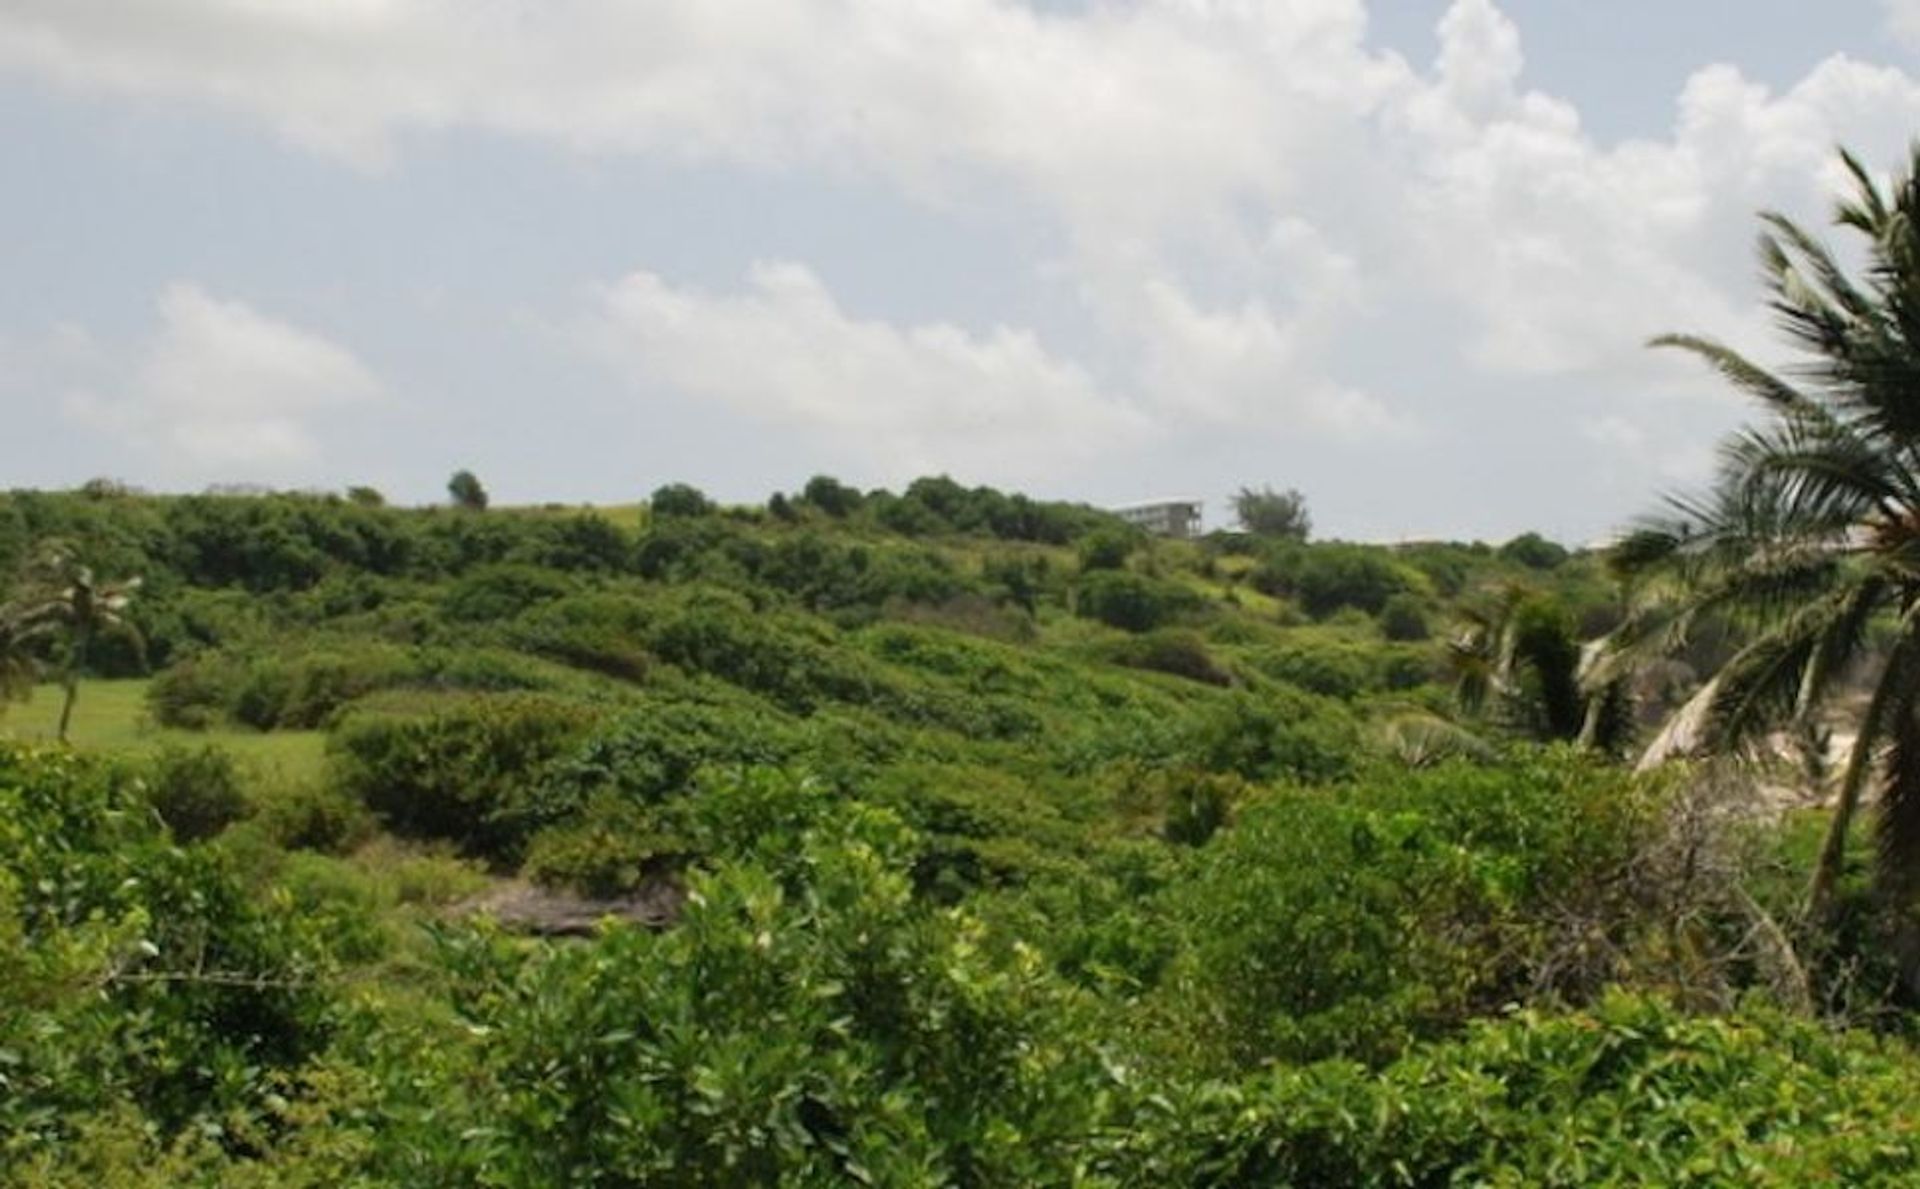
55,625,88,744
1808,737,1869,923
1807,661,1902,923
55,674,78,742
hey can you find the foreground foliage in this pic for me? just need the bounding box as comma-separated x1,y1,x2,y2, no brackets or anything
4,743,1918,1185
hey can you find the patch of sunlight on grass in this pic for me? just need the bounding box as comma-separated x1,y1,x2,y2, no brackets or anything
1,679,326,781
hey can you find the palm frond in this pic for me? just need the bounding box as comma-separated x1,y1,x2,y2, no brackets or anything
1380,713,1496,768
1834,147,1890,235
1760,211,1884,327
1634,578,1887,770
1649,334,1821,415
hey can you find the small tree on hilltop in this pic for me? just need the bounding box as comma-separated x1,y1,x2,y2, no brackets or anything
650,483,715,519
801,475,863,519
1233,486,1311,540
448,470,489,512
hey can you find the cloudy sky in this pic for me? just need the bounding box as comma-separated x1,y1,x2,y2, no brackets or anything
4,1,1920,541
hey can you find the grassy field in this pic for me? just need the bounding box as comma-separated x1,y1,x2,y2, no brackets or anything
1,680,327,780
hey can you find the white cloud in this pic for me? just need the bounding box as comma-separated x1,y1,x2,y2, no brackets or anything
579,262,1149,482
7,0,1920,465
62,283,380,472
1887,0,1920,49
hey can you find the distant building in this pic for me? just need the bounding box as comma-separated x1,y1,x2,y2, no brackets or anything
1112,499,1203,539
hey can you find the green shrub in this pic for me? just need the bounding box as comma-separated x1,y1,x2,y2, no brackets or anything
801,474,864,517
1245,641,1374,699
367,841,491,907
1183,689,1360,784
255,778,377,853
1256,543,1418,618
140,743,251,843
328,693,604,864
1498,531,1569,571
866,762,1085,897
1152,752,1653,1070
1104,629,1232,686
524,795,687,897
510,592,655,681
645,600,881,711
1159,769,1244,847
1076,527,1138,572
144,656,227,729
537,700,804,812
1104,992,1920,1185
1075,570,1204,633
272,851,394,965
0,744,332,1150
441,563,573,622
1378,592,1431,641
362,806,1105,1185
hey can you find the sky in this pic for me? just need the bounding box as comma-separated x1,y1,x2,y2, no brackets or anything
4,1,1920,542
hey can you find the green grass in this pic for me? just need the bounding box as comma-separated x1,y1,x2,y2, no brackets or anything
1,680,327,781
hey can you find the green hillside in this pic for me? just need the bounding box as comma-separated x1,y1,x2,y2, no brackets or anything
0,478,1913,1184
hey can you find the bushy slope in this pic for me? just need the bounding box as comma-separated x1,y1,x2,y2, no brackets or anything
4,480,1893,1184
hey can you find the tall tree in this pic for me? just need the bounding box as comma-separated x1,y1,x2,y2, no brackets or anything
1593,145,1920,932
1232,486,1311,540
10,541,143,742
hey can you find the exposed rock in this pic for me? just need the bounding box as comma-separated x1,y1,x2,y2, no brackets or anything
460,878,685,937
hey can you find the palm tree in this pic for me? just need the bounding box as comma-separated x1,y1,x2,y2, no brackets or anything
0,604,47,715
1447,583,1618,746
11,541,143,742
1594,145,1920,930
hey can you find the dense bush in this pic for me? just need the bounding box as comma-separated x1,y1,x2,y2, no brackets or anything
0,744,332,1157
140,743,251,843
329,796,1110,1185
1075,570,1204,633
1103,628,1233,686
150,641,566,729
1076,526,1138,572
1257,543,1420,618
645,598,881,711
5,741,1920,1183
1499,531,1570,571
252,777,377,854
536,699,805,812
523,793,685,896
440,562,574,622
509,592,655,681
1181,689,1361,784
1378,592,1431,641
800,474,864,518
1244,637,1433,700
328,693,605,863
1103,992,1920,1185
1151,753,1655,1070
